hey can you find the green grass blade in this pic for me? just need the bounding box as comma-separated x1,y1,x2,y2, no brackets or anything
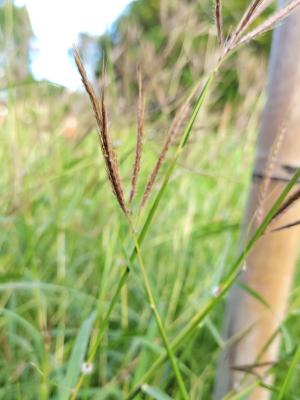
0,308,44,360
59,312,96,400
88,267,130,361
278,344,300,399
129,222,189,399
70,267,130,396
224,380,260,399
238,282,271,310
141,384,173,400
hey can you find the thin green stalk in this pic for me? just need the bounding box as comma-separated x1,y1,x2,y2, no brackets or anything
71,266,129,399
127,166,300,399
278,344,300,399
128,218,189,400
260,382,299,399
88,268,130,362
224,380,261,400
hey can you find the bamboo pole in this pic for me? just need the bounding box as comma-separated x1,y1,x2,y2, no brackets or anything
214,5,300,400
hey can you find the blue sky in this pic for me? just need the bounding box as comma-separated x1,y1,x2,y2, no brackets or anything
15,0,132,89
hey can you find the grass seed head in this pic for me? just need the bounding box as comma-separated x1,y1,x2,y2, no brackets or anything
74,48,128,215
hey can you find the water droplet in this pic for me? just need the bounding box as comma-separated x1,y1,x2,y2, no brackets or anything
211,286,220,297
81,362,94,375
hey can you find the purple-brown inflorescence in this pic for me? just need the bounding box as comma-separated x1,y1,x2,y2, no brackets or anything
74,49,128,215
224,0,300,54
140,86,197,209
129,67,145,204
224,0,265,53
74,0,300,215
215,0,223,47
238,0,300,47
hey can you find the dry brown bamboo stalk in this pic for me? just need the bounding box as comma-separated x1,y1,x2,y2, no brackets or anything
215,4,300,400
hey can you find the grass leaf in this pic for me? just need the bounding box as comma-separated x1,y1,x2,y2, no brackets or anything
238,282,271,310
278,344,300,399
59,312,96,400
141,384,173,400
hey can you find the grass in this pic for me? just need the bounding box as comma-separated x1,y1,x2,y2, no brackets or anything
2,1,300,399
2,82,300,398
1,82,254,399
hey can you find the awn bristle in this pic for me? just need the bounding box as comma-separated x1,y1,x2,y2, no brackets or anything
271,218,300,233
238,0,300,47
215,0,223,47
74,49,128,215
129,68,145,204
269,186,300,226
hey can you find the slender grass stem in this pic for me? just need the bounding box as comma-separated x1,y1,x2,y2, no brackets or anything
224,380,261,399
127,217,189,400
278,343,300,399
87,268,130,362
71,266,130,399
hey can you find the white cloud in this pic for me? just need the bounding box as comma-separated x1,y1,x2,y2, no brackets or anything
17,0,132,89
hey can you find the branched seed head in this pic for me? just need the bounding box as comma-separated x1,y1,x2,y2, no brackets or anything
129,67,145,204
74,0,300,217
140,85,196,209
215,0,223,47
74,49,128,215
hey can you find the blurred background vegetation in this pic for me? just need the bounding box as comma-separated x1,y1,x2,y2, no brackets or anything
2,0,300,399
